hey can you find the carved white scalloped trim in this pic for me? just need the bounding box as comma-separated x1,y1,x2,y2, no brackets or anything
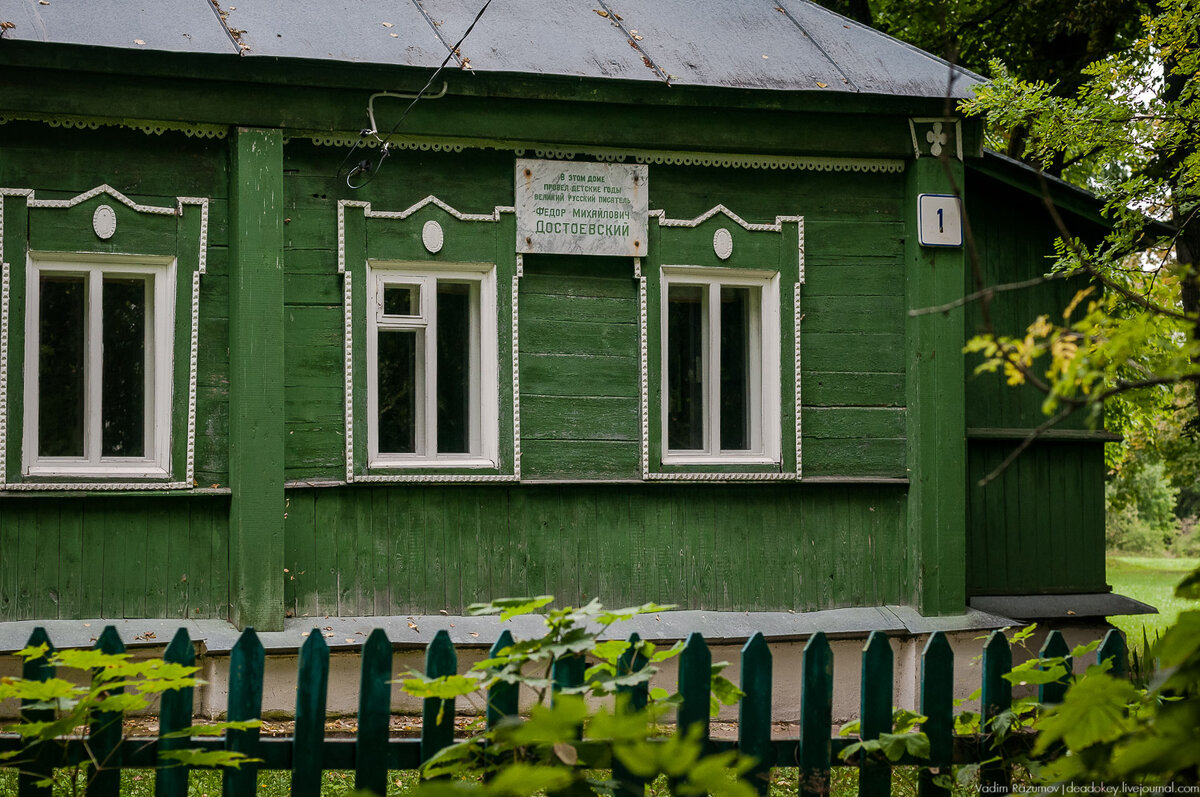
640,209,804,482
0,186,208,491
0,113,228,139
301,132,903,173
338,197,520,484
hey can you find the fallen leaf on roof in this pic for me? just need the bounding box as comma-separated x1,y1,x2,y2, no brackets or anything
594,8,609,17
469,632,479,638
632,34,643,41
324,632,334,638
38,1,49,5
382,21,393,27
134,39,146,45
762,54,769,59
408,621,419,631
0,21,15,31
390,33,398,38
816,81,827,88
345,638,355,644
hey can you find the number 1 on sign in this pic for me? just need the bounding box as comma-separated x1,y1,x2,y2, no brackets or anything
937,207,944,233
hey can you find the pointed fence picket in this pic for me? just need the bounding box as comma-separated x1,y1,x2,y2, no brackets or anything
0,623,1132,796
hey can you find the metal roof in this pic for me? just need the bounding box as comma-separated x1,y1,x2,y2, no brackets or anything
1,0,982,98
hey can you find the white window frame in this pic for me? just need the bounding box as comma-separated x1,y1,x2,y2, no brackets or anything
22,253,176,478
365,261,499,469
659,265,781,466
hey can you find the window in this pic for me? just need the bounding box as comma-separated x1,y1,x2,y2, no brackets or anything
366,263,498,468
23,256,176,478
660,267,780,465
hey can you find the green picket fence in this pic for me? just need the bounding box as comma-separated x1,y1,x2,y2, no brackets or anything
0,624,1128,797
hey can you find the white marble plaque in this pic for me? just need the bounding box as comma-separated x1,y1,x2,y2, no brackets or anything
516,159,648,256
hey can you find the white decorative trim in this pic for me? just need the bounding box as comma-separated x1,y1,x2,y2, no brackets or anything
0,113,228,140
0,186,209,491
511,273,522,481
422,220,444,253
636,258,650,480
302,132,905,174
26,184,177,215
713,228,733,260
798,217,806,284
92,205,117,240
652,206,805,233
338,197,520,484
2,480,193,492
794,281,803,478
343,271,355,483
640,208,804,482
908,117,964,161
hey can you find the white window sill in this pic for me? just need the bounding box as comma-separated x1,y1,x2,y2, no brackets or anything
660,453,780,467
367,456,499,470
25,461,171,479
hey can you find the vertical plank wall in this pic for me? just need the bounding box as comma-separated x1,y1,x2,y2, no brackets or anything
0,124,231,621
963,178,1109,595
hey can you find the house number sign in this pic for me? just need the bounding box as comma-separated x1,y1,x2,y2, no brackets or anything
516,159,648,257
917,193,963,247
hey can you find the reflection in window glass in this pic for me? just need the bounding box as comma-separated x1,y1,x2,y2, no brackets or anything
39,275,85,457
378,330,420,453
437,282,471,454
720,286,751,452
102,277,147,457
667,284,704,450
383,284,420,316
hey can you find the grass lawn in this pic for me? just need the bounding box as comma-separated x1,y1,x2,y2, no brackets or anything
1106,554,1198,650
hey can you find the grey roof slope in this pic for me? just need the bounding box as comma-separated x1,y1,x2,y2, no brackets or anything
1,0,982,98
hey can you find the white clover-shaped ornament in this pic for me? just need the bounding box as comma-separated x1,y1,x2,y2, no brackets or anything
925,122,948,157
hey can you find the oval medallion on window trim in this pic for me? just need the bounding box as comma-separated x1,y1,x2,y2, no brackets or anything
422,220,444,254
713,227,733,260
93,205,117,240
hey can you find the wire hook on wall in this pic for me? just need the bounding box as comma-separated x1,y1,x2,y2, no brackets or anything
335,0,493,190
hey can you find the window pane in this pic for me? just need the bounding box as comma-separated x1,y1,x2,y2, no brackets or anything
102,277,147,457
38,275,85,457
378,330,420,453
436,282,471,454
720,286,752,451
667,284,704,451
383,284,420,316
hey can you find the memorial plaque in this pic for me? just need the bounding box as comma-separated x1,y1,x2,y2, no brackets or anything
515,159,648,256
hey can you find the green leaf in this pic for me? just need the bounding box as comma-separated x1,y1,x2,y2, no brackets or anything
159,749,262,768
467,596,555,621
486,763,574,795
160,719,263,739
711,674,745,707
400,674,483,701
1033,672,1138,755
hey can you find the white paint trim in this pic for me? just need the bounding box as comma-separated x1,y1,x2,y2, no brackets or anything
640,209,803,482
298,132,906,174
0,186,208,491
338,198,520,484
908,117,964,161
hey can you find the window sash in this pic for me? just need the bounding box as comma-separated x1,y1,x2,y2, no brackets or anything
23,256,175,478
660,268,780,465
366,264,497,468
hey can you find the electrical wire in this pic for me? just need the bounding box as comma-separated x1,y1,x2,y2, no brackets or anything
338,0,495,189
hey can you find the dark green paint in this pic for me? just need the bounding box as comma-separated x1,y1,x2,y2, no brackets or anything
229,128,286,631
156,628,195,797
224,629,265,797
1037,630,1071,706
739,632,773,795
918,632,953,797
905,157,967,616
799,632,834,797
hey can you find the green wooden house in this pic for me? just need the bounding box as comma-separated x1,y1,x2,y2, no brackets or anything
0,0,1148,635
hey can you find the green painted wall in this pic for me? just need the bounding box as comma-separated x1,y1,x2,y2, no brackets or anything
963,175,1110,596
0,123,232,621
282,484,910,616
966,440,1107,595
0,496,230,621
